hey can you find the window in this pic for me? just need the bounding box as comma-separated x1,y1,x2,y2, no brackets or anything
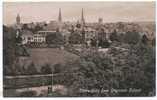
28,37,31,40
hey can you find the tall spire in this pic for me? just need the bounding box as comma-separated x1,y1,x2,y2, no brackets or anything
81,8,85,25
58,8,62,22
81,8,85,43
16,13,20,25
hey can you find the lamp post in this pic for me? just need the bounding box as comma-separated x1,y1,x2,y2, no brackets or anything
47,68,53,96
51,69,53,92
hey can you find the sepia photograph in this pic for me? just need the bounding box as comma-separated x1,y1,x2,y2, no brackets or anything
3,1,156,97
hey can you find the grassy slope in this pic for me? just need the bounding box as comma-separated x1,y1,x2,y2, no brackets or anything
29,48,79,70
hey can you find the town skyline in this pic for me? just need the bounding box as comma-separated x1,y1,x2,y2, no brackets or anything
3,2,155,25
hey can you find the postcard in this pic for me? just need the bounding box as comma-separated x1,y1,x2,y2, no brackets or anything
3,1,156,97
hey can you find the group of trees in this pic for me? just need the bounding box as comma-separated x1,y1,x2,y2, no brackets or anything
4,61,64,75
46,32,64,46
95,29,141,48
109,29,155,47
3,25,17,76
60,41,155,96
3,25,65,76
55,29,155,96
22,23,44,33
4,62,38,75
68,32,83,44
3,25,32,75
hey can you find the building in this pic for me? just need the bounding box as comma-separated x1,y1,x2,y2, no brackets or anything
15,14,22,38
84,27,96,40
21,30,47,45
57,8,63,32
21,30,34,44
42,8,63,32
16,14,20,25
98,18,103,25
33,33,46,43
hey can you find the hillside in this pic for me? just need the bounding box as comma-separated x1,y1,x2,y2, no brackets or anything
17,48,79,71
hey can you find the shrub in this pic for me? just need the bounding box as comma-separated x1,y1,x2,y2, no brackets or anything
19,90,37,97
40,64,52,74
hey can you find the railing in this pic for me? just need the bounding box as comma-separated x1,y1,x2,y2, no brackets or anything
4,72,78,89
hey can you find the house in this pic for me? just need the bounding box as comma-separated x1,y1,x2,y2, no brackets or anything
33,34,46,43
21,30,34,44
21,30,47,45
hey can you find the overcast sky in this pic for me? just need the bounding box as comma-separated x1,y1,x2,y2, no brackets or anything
3,2,155,25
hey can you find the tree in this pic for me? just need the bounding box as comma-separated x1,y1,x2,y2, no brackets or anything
152,38,155,46
142,34,149,45
15,45,30,56
91,38,97,47
40,64,52,74
22,24,29,30
98,39,110,48
3,65,15,75
123,31,140,44
46,32,64,45
34,24,43,32
26,62,38,75
16,34,22,44
19,90,37,97
69,32,82,44
53,63,63,73
62,42,155,96
3,25,17,75
110,30,118,42
61,52,114,96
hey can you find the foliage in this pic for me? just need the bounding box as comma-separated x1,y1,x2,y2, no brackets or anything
69,32,82,44
91,38,97,47
40,64,52,74
22,23,43,33
152,38,155,46
62,42,155,96
46,32,64,45
34,24,43,32
19,90,37,97
15,45,30,56
123,31,141,44
53,63,63,74
110,30,118,42
3,25,17,75
22,24,29,30
98,39,110,48
25,62,38,75
16,32,23,44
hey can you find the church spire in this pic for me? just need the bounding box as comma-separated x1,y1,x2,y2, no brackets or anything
16,13,20,25
58,8,62,22
81,8,85,25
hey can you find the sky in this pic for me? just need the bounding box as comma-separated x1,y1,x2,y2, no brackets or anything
3,2,155,25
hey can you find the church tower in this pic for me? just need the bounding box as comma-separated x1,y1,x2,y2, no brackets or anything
16,14,21,38
80,8,85,43
58,8,62,22
81,8,85,27
16,14,20,25
57,8,62,32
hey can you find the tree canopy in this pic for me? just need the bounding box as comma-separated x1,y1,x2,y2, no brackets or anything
46,32,64,45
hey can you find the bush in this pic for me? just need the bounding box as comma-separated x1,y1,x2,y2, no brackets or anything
123,31,141,44
53,63,63,73
46,32,64,45
40,64,52,74
69,32,82,44
26,62,38,75
19,90,37,97
110,30,118,42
